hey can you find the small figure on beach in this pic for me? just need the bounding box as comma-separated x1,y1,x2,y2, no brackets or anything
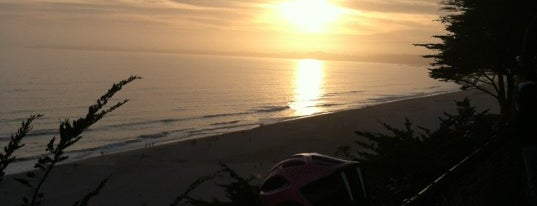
515,16,537,206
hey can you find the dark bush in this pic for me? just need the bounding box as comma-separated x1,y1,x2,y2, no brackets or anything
336,98,495,205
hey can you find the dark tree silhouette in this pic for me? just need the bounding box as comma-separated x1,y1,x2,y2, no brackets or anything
415,0,537,117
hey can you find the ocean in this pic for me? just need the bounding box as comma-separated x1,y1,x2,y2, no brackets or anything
0,48,458,174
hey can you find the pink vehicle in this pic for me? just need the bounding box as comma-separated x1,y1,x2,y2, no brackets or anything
260,153,368,206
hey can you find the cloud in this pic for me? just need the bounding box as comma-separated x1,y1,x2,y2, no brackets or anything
169,0,265,9
0,0,263,29
342,0,442,15
0,0,443,32
0,0,446,54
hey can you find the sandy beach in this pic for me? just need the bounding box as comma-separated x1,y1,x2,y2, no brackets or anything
0,90,499,205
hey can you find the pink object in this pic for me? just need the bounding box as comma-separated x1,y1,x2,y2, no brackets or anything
260,153,367,206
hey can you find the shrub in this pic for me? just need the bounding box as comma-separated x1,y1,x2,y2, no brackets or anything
336,98,495,205
171,163,261,206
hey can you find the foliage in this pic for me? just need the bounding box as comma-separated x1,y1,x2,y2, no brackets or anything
0,75,140,206
171,163,261,206
72,176,111,206
415,0,537,115
0,114,43,181
336,98,495,205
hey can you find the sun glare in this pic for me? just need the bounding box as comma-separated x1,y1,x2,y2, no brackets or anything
278,0,346,33
291,59,325,116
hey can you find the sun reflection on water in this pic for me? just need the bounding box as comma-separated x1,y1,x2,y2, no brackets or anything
290,59,325,116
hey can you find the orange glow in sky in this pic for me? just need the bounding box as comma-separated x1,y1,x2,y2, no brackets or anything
277,0,348,33
0,0,444,59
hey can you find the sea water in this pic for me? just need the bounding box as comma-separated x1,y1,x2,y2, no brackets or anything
0,48,458,174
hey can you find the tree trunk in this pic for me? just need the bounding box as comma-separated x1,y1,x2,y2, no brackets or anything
505,71,516,119
497,73,508,117
495,71,517,120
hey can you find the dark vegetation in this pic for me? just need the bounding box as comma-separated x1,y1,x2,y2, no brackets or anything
0,75,140,206
0,114,43,182
411,128,529,205
415,0,537,116
170,163,261,206
336,98,499,205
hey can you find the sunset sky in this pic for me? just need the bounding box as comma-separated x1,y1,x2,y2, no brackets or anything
0,0,445,56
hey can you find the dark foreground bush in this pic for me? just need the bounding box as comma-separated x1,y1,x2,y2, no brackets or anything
336,98,496,205
171,163,261,206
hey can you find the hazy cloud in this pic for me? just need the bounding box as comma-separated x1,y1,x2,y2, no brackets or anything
0,0,445,54
0,0,442,31
342,0,441,15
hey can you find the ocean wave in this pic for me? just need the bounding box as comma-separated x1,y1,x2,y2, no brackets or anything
210,120,240,126
315,103,341,108
325,90,364,97
160,118,190,123
202,112,249,119
98,117,192,130
0,128,58,140
24,128,57,138
134,128,194,140
98,120,152,129
5,88,30,93
187,123,259,136
173,107,187,112
425,85,441,89
0,116,36,123
138,131,170,139
367,95,408,103
11,138,144,164
258,117,297,125
251,106,289,113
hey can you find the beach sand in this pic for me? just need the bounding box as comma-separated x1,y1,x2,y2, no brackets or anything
0,90,499,205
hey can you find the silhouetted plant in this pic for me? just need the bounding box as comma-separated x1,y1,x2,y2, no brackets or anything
0,75,140,206
170,175,217,206
0,114,43,182
336,98,494,205
171,163,261,206
72,176,111,206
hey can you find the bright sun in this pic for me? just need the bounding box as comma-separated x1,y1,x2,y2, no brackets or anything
278,0,346,33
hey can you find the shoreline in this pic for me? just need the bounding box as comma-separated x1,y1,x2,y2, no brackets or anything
0,89,498,205
4,89,458,175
